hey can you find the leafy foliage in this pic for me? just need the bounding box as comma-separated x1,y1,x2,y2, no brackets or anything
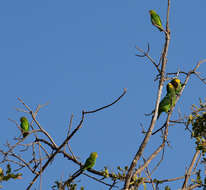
0,164,22,188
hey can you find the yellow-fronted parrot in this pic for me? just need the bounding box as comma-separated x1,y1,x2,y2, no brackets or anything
149,10,163,32
157,83,176,119
64,152,98,186
20,117,29,137
170,78,182,95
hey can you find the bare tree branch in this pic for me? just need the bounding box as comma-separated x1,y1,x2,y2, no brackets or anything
26,89,127,190
123,1,171,189
182,150,200,189
135,44,161,73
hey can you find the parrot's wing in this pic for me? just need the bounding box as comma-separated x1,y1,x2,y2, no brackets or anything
156,14,162,26
159,96,170,109
83,157,94,170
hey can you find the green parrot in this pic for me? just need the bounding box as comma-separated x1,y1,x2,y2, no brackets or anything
170,78,182,95
81,152,98,171
149,10,163,32
157,83,176,119
20,116,29,137
64,152,98,186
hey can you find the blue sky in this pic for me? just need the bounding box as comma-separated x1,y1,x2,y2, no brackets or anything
1,0,206,189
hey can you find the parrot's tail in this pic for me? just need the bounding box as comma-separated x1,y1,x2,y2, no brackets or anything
23,132,29,138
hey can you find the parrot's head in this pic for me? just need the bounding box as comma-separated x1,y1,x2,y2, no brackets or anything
0,167,3,175
170,78,181,88
166,82,175,93
149,10,156,15
20,116,28,123
90,152,98,159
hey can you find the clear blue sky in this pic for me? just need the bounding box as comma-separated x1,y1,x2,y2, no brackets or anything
1,0,206,189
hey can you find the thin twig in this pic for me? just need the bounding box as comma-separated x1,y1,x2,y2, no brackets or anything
134,142,165,176
182,150,200,189
10,152,38,175
108,179,118,190
67,114,74,136
142,157,155,190
38,142,42,190
135,44,160,73
151,144,165,175
83,173,118,188
84,88,127,114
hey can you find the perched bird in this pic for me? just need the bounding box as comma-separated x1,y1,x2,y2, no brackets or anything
157,83,176,119
149,10,163,32
81,152,98,171
64,152,98,187
152,83,177,135
170,78,182,95
20,117,29,137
